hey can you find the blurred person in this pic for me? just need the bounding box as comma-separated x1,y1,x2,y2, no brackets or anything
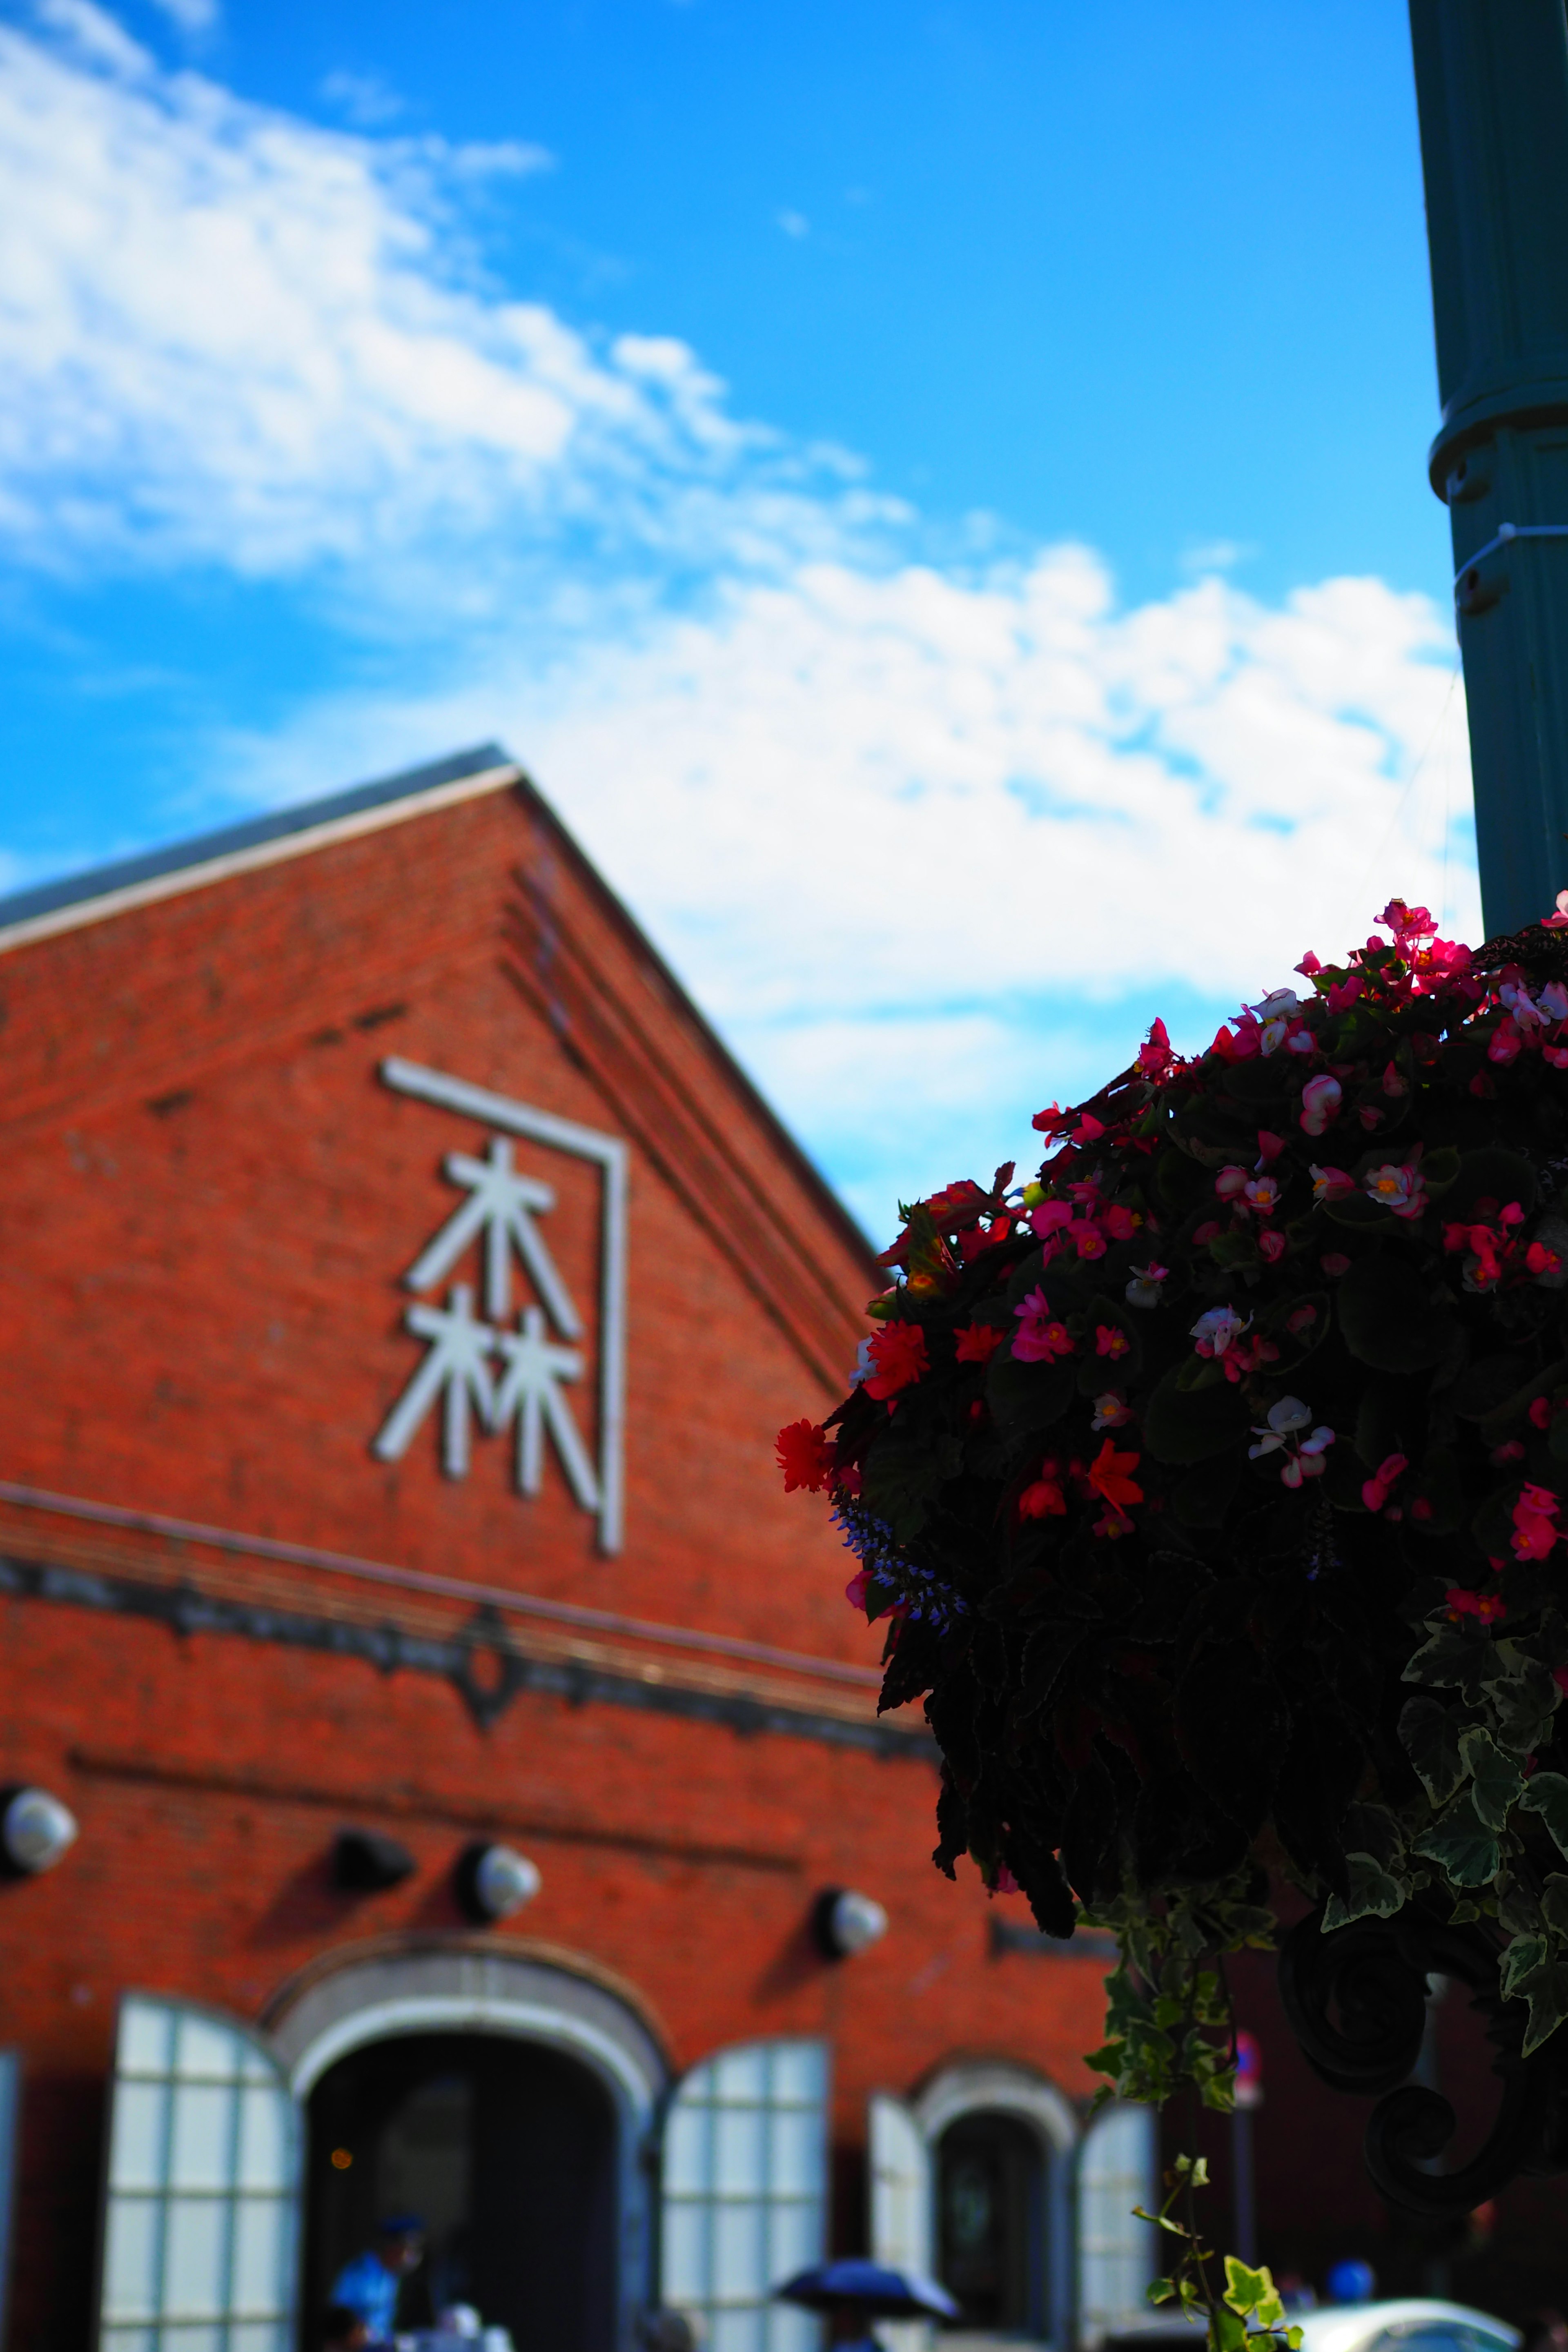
1521,2315,1568,2352
1325,2259,1377,2305
330,2214,426,2345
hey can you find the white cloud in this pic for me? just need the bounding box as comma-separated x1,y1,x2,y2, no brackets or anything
0,6,1484,1235
146,0,216,32
214,546,1478,1232
0,10,888,590
318,69,404,129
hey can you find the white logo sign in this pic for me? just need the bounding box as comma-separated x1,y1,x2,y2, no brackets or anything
372,1059,628,1552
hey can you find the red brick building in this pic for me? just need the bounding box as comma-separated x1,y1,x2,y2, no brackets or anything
0,748,1154,2352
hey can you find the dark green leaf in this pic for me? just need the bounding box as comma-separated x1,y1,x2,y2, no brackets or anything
1459,1727,1525,1830
1336,1253,1454,1374
1411,1787,1501,1885
986,1353,1075,1434
1399,1696,1466,1805
1322,1851,1408,1928
1520,1771,1568,1860
1445,1147,1538,1225
1143,1364,1253,1465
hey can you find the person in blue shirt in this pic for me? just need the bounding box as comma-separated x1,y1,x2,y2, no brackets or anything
330,2216,426,2345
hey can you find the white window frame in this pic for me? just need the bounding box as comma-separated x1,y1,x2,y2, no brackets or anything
96,1993,300,2352
659,2037,830,2352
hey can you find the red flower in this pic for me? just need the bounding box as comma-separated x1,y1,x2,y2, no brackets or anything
1086,1439,1143,1515
1095,1325,1130,1359
1138,1018,1174,1077
1512,1483,1561,1561
776,1419,836,1492
1018,1477,1067,1521
1447,1585,1507,1624
1528,1240,1564,1278
1361,1452,1408,1515
955,1322,1004,1364
862,1322,929,1400
1012,1290,1076,1363
844,1568,870,1611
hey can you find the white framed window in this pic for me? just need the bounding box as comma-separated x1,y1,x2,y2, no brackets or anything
1076,2102,1156,2347
98,1994,300,2352
660,2038,829,2352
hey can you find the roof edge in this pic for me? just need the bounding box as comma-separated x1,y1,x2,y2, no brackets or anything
0,745,519,956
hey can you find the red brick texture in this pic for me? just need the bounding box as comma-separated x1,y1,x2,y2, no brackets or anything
0,777,1109,2346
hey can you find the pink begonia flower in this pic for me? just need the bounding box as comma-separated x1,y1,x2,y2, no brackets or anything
1546,1044,1568,1071
1095,1324,1130,1359
1012,1290,1076,1363
1530,1396,1557,1431
1512,1483,1561,1561
993,1864,1021,1895
1543,982,1568,1021
1215,1165,1249,1200
1322,1252,1352,1277
1490,1017,1525,1065
1258,1229,1287,1264
1382,1061,1409,1098
845,1568,870,1611
1138,1018,1174,1076
1296,950,1323,977
1101,1205,1140,1241
1248,1396,1335,1486
1448,1585,1506,1624
1529,1240,1565,1279
1071,1221,1108,1260
1029,1199,1074,1240
1542,889,1568,931
1092,1392,1134,1430
1243,1175,1283,1214
1364,1161,1428,1220
1491,1439,1527,1466
1255,1131,1286,1166
1362,1452,1408,1514
1287,1303,1319,1336
1191,1305,1248,1357
1299,1074,1343,1136
1311,1164,1355,1202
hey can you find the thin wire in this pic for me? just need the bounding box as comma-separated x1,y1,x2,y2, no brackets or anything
1329,660,1461,955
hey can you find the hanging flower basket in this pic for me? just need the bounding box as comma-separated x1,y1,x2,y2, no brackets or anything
780,896,1568,2209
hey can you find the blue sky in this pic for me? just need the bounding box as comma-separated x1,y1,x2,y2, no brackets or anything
0,0,1478,1232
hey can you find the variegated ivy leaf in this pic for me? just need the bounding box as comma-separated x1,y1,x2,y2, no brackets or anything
1459,1727,1526,1830
1399,1695,1466,1805
1519,1771,1568,1861
1412,1787,1501,1886
1502,1932,1548,1998
1487,1657,1562,1757
1323,1851,1408,1929
1403,1624,1492,1701
1543,1876,1568,1936
1518,1958,1568,2056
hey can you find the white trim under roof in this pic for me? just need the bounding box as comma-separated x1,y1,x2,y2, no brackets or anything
0,752,522,957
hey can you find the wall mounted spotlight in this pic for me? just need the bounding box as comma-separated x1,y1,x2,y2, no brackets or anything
454,1841,541,1924
1,1786,78,1877
333,1828,417,1893
812,1886,888,1960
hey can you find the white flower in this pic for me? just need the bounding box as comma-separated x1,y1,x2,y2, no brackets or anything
1249,1396,1314,1455
1191,1305,1248,1356
1250,987,1300,1054
1249,1396,1334,1485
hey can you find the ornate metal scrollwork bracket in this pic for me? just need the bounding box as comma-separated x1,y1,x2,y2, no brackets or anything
1278,1902,1568,2213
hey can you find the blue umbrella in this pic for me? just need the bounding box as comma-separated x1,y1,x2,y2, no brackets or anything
774,2260,959,2321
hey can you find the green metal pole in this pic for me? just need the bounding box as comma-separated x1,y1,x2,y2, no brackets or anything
1409,1,1568,937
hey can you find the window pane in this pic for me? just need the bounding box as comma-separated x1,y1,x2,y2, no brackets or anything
768,2108,822,2198
712,2307,766,2352
161,2325,225,2352
110,2082,169,2194
102,2328,158,2352
237,2087,290,2193
175,2017,242,2084
713,2201,766,2301
232,2324,293,2352
663,2104,711,2197
662,2201,710,2301
119,2002,174,2079
768,2307,820,2352
715,2105,766,2197
766,2199,818,2285
170,2084,235,2193
103,2194,162,2321
162,2196,228,2317
768,2046,824,2107
713,2048,768,2104
231,2196,288,2315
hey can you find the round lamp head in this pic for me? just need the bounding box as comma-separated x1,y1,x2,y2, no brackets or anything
2,1787,78,1876
455,1841,541,1923
813,1887,888,1960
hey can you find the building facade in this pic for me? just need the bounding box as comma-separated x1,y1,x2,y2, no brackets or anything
0,747,1152,2352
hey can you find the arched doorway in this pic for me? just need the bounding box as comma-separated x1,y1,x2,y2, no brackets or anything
304,2030,617,2351
935,2108,1044,2334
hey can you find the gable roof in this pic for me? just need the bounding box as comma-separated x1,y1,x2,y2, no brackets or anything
0,744,518,952
0,744,878,1332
